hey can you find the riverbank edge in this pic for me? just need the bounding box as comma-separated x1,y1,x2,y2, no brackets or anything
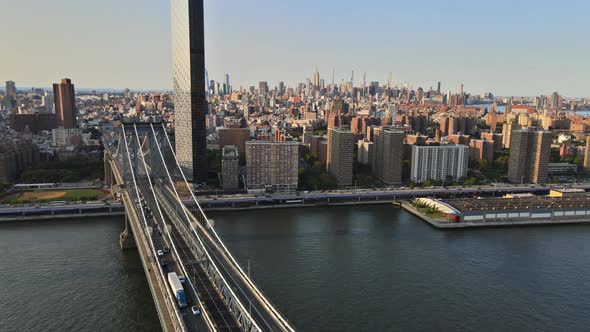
0,211,124,222
202,200,398,212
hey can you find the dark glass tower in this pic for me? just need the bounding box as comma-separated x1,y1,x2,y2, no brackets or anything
171,0,207,183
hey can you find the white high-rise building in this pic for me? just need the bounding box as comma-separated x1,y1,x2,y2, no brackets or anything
410,145,469,183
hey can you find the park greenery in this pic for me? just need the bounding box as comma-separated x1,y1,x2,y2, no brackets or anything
0,183,11,194
21,159,104,183
298,152,338,191
4,189,104,204
207,149,223,173
413,200,444,218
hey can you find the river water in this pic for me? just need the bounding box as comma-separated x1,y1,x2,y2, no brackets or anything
0,218,160,332
210,205,590,331
2,206,590,331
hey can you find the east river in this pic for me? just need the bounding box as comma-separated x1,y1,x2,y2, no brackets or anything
2,205,590,331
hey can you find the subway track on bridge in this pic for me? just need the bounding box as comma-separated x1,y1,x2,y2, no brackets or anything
167,218,241,331
136,168,238,331
185,203,290,332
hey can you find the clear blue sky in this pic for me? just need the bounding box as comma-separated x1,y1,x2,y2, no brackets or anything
1,0,588,97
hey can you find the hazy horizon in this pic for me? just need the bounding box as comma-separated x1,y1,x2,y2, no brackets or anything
1,0,589,97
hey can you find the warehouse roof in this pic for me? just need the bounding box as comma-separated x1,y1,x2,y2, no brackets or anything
445,194,590,212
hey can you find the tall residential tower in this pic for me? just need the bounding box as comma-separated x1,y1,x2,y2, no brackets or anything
171,0,208,182
53,78,77,128
371,126,405,185
327,127,354,186
4,81,17,112
507,129,552,184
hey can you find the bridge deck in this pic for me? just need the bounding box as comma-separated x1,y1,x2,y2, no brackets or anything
105,124,295,332
168,224,241,331
123,192,178,332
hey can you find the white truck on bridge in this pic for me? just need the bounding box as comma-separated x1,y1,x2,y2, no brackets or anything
167,272,187,308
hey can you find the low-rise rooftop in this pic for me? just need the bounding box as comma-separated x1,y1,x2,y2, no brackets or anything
446,193,590,213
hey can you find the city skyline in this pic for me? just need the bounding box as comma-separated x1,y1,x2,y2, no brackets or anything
4,1,590,331
1,0,589,97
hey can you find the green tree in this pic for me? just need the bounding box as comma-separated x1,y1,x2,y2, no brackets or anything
478,159,489,173
207,149,222,173
550,148,561,162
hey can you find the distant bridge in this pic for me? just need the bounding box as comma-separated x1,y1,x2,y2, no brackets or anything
103,122,295,332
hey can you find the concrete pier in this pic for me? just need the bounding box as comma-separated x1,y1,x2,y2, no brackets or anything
119,214,136,250
401,201,590,229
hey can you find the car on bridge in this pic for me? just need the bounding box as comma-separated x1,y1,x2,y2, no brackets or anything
191,306,200,316
157,249,164,256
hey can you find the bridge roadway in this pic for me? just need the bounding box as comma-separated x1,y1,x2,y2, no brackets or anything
156,182,291,332
120,189,190,332
136,174,240,331
167,221,241,331
110,157,211,332
106,121,294,332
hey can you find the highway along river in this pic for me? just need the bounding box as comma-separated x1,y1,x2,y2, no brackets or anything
2,206,590,331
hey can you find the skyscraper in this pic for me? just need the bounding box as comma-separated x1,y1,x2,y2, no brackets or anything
258,81,269,96
371,126,404,185
225,74,231,94
584,136,590,172
171,0,207,182
507,129,552,184
369,82,379,96
4,81,16,112
205,69,209,94
327,127,354,186
278,81,285,95
313,67,320,89
416,87,424,101
551,92,560,109
43,92,54,114
361,72,366,90
53,78,77,128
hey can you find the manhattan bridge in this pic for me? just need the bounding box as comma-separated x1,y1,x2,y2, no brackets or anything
103,121,296,332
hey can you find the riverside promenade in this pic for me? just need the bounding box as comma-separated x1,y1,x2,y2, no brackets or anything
0,202,124,222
